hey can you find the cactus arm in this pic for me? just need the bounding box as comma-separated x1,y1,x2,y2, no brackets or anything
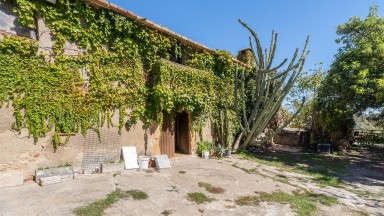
268,58,288,73
234,19,310,151
239,19,264,69
251,97,306,146
248,36,259,68
267,31,278,69
224,94,229,147
234,65,247,136
241,67,250,133
240,56,304,149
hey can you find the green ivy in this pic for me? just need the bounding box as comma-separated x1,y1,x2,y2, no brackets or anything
1,0,238,150
150,59,215,128
0,35,145,150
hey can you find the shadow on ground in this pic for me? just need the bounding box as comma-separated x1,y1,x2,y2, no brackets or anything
244,145,384,189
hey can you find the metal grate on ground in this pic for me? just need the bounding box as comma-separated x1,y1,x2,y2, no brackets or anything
81,128,121,173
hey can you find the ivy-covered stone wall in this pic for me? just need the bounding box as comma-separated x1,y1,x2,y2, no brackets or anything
0,0,243,178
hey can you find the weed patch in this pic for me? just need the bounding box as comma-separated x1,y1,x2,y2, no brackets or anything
74,188,148,216
187,192,215,204
126,189,148,200
235,195,260,206
198,182,225,194
161,209,173,215
232,163,257,174
303,192,338,206
74,189,128,216
37,162,72,170
178,171,186,174
235,191,337,216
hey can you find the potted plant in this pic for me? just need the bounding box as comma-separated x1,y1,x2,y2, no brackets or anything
197,141,213,159
215,144,226,158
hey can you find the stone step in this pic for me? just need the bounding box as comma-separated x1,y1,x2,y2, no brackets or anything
39,176,62,186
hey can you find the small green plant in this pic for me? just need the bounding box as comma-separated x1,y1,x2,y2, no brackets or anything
232,163,257,174
198,182,225,194
302,192,338,206
235,195,259,206
178,170,186,174
161,209,173,215
58,162,72,167
187,192,215,204
126,189,148,200
113,171,121,177
196,141,213,157
37,162,72,170
215,144,226,158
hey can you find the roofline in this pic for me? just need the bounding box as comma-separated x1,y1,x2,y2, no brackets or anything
238,48,252,53
83,0,247,67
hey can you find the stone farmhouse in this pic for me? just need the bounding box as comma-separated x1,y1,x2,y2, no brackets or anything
0,0,246,185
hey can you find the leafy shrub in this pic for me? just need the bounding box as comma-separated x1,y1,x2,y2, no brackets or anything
197,141,213,156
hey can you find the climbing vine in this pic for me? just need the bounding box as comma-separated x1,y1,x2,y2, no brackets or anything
0,0,238,150
150,59,216,128
0,35,145,150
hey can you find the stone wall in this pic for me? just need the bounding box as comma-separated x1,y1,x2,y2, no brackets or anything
0,2,214,184
0,104,213,181
0,104,163,179
0,1,36,39
274,128,311,146
0,105,85,181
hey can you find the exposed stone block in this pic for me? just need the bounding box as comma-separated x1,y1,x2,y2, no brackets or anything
35,166,74,183
39,176,61,186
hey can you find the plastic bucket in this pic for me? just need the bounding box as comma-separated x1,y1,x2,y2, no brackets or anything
138,156,150,169
202,151,209,159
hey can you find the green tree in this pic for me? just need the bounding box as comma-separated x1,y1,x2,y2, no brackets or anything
316,6,384,140
287,64,325,129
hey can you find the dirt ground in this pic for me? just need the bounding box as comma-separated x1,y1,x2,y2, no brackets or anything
1,149,383,216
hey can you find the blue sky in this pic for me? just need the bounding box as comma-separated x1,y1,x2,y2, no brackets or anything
109,0,384,71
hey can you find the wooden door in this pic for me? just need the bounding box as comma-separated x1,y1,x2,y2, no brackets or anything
175,112,190,154
160,112,175,158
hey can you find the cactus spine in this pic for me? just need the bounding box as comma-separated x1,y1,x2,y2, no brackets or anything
233,19,309,152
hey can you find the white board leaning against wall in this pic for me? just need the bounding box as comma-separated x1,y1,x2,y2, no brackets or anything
121,146,139,169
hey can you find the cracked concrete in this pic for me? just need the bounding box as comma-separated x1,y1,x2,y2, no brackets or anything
0,155,381,216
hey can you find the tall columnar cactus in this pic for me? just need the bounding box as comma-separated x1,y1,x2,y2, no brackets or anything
233,19,309,151
214,107,230,149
